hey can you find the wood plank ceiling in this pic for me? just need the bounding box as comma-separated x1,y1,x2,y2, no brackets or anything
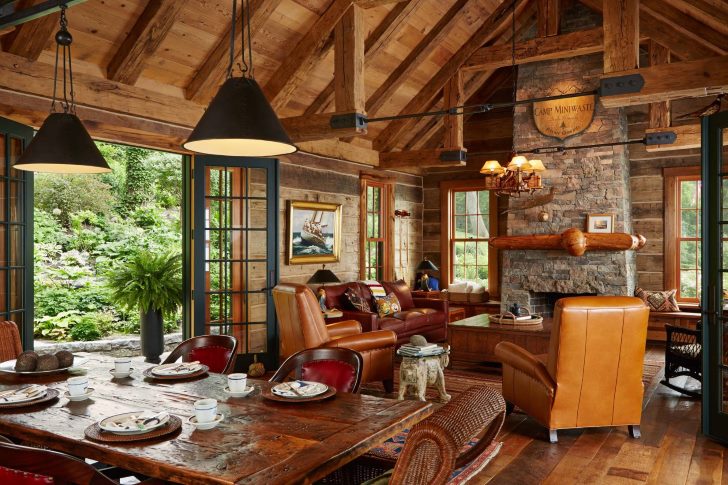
0,0,726,170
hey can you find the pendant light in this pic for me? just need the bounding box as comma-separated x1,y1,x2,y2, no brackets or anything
184,0,297,157
13,4,110,174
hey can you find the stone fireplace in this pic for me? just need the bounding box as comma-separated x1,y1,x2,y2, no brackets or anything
500,48,637,313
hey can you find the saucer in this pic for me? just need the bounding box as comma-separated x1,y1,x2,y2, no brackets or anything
224,385,254,398
65,387,94,402
109,369,134,379
188,413,224,430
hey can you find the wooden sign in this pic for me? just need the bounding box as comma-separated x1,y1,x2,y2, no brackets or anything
532,94,596,140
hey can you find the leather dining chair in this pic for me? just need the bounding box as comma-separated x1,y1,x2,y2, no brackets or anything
270,347,364,393
495,296,650,443
273,283,397,392
0,321,22,362
162,335,238,374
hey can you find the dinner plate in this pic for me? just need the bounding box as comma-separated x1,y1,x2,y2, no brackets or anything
150,362,203,376
0,356,89,375
99,411,170,435
0,385,47,404
271,381,328,399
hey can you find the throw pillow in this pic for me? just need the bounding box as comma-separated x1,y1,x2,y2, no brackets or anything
375,293,402,318
382,279,415,310
345,288,371,313
635,287,680,312
362,280,387,299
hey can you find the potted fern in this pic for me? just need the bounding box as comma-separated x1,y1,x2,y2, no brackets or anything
107,250,183,363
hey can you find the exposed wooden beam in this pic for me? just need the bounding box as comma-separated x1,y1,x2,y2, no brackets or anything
282,112,367,142
1,0,57,61
185,0,283,104
645,124,728,152
334,5,364,112
537,0,559,37
263,0,352,112
641,0,727,55
304,0,419,116
463,27,604,72
374,0,528,152
379,148,467,169
602,0,638,73
661,0,728,37
297,139,379,166
366,0,471,116
0,0,86,30
647,40,670,129
600,55,728,108
354,0,408,7
443,71,464,149
107,0,187,85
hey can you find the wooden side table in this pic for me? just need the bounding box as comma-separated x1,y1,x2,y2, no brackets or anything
448,307,465,323
398,347,450,403
323,309,343,319
411,290,442,299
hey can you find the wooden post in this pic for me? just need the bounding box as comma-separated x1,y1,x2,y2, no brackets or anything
648,40,670,129
603,0,639,73
537,0,559,37
443,71,464,149
334,5,365,113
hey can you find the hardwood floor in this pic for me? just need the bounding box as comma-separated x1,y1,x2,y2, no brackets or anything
473,347,727,484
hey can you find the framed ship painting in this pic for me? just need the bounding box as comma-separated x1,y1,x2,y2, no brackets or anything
287,200,342,264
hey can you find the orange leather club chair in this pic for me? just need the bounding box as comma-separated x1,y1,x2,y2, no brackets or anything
495,296,650,443
273,283,397,392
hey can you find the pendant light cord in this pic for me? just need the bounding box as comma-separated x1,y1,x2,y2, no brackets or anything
226,0,254,79
227,0,236,79
51,4,75,115
509,0,517,157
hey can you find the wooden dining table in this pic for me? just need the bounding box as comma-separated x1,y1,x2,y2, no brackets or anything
0,354,432,484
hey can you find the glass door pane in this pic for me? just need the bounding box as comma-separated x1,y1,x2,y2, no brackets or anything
194,158,278,371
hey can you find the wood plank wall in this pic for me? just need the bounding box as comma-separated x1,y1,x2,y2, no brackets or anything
277,152,423,286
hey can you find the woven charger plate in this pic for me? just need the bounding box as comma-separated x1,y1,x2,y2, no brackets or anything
488,314,544,326
0,388,60,410
142,364,209,381
85,415,182,443
262,386,336,403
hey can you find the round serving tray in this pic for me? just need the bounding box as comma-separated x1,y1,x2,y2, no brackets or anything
142,365,209,381
0,356,88,375
0,388,60,410
261,386,336,403
85,415,182,443
488,314,544,326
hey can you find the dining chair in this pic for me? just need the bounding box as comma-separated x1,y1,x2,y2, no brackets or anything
322,385,506,484
0,440,164,484
270,347,364,393
0,320,22,362
162,335,238,374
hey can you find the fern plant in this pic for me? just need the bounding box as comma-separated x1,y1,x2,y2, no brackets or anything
106,250,183,318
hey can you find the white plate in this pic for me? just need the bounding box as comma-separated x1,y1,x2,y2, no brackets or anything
188,413,224,430
64,387,94,402
99,411,170,435
0,356,89,375
271,381,328,399
150,363,202,376
0,385,47,404
109,368,134,379
224,385,255,398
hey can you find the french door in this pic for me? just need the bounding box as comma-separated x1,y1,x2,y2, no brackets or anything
193,157,279,371
701,110,728,444
0,118,33,350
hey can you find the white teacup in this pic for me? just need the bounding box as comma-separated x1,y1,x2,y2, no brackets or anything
228,373,248,393
194,398,218,423
67,376,89,397
113,358,132,375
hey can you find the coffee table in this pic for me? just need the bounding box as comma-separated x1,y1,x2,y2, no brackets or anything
448,314,552,364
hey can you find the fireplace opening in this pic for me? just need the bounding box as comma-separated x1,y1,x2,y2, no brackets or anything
531,292,597,317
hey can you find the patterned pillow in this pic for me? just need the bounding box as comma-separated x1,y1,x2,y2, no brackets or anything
375,293,402,318
345,288,371,313
635,287,680,312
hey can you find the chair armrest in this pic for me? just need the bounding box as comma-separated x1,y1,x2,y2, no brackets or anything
323,330,397,352
412,298,448,313
494,342,555,397
326,320,362,339
340,310,379,332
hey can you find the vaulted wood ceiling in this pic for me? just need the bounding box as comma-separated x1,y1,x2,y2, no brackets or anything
0,0,727,171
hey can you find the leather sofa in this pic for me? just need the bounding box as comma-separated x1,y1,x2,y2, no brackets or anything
273,283,397,392
495,296,649,443
321,280,448,345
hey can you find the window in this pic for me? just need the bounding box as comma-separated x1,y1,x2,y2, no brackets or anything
360,176,393,281
440,180,498,293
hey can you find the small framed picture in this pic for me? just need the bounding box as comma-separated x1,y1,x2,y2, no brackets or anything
586,213,615,233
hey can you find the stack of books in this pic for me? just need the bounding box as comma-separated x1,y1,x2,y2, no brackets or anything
397,343,443,358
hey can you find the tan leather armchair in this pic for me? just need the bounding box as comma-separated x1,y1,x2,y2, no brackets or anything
273,283,397,392
495,296,649,443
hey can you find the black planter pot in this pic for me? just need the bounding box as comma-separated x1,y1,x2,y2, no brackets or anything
140,308,164,363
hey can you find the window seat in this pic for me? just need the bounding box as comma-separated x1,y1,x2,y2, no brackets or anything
647,309,701,342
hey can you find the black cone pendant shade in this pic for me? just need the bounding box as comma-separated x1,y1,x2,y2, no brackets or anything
183,77,297,157
13,112,110,173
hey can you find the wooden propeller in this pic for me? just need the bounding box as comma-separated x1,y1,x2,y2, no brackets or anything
489,228,647,256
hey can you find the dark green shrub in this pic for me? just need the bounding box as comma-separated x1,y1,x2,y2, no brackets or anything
69,318,101,341
123,147,155,212
35,174,113,227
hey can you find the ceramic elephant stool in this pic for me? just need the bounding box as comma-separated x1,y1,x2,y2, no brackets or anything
398,351,450,402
